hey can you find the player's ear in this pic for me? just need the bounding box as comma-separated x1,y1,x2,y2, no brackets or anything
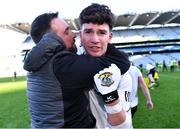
109,32,113,42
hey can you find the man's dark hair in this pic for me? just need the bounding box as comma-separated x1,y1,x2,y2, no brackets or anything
30,12,58,44
79,3,115,30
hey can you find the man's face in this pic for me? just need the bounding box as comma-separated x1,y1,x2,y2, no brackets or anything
50,18,77,52
80,23,112,57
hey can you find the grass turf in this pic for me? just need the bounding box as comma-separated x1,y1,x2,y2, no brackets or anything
0,71,180,128
0,76,30,128
133,71,180,128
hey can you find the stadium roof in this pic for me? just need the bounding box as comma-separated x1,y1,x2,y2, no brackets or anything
0,10,180,34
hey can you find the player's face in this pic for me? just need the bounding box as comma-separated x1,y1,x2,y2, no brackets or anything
50,18,77,52
80,23,112,57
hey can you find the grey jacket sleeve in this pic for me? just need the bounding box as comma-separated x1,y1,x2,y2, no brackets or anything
23,32,66,72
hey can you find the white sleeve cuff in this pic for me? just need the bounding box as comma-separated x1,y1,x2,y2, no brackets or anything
104,102,123,114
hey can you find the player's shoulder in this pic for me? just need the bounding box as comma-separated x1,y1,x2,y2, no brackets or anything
118,71,132,91
122,71,131,80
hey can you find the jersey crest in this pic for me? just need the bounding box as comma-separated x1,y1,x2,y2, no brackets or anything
98,72,114,87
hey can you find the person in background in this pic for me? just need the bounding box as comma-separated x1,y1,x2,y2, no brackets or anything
162,60,168,72
23,12,130,128
129,62,154,118
146,63,156,88
79,3,133,128
13,71,17,81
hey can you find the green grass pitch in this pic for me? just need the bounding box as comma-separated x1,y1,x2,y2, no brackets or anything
0,71,180,128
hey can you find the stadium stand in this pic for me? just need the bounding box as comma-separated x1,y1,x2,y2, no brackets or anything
0,10,180,69
113,26,180,68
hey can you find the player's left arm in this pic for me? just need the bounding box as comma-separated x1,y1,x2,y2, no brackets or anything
94,64,127,125
138,76,154,109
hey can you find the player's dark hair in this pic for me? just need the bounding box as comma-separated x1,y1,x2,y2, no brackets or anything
79,3,115,30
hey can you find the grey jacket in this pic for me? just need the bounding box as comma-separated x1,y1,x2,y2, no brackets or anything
24,33,67,127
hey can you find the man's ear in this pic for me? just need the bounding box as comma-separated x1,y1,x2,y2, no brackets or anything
50,19,58,32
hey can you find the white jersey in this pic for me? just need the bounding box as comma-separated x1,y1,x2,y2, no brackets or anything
89,71,133,128
128,65,142,108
